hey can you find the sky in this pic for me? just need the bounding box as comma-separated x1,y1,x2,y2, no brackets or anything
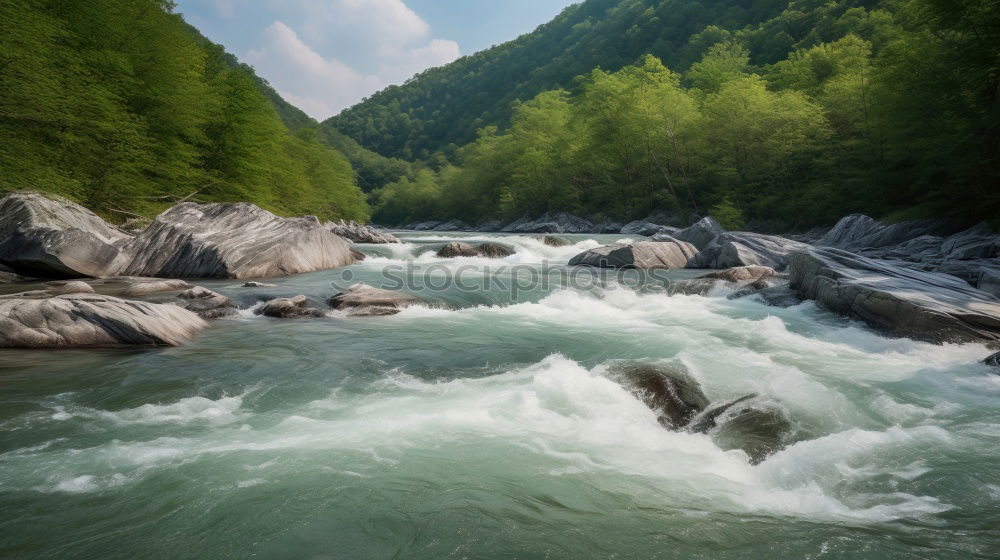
174,0,578,121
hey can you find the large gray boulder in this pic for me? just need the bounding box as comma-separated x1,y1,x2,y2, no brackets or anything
327,220,400,244
674,217,725,250
789,247,1000,344
620,221,674,237
818,214,956,250
569,239,699,269
437,241,478,258
329,283,422,316
687,232,807,271
0,191,131,278
122,203,356,279
178,287,235,319
254,295,325,319
611,362,709,430
0,291,206,348
502,212,596,234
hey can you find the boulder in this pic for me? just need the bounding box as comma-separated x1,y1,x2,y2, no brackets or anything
436,241,478,258
122,202,355,279
940,223,998,260
817,214,885,249
674,217,725,250
595,222,624,234
254,295,325,319
818,214,956,250
933,260,1000,298
687,232,808,271
475,220,503,232
0,292,206,348
649,228,682,241
620,220,672,237
569,239,698,269
985,352,1000,368
502,212,595,234
328,220,400,244
242,281,277,288
542,235,570,247
713,407,794,465
612,362,709,429
406,221,442,231
328,283,422,316
789,247,1000,344
0,191,131,278
178,287,235,319
120,279,193,297
476,242,514,258
433,219,472,231
11,281,96,298
696,266,776,283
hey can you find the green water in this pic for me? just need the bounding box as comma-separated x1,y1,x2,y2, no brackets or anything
1,232,998,559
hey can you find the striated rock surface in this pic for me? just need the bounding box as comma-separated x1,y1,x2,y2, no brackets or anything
433,219,472,231
502,212,595,234
687,232,807,271
569,239,698,269
612,363,709,430
542,235,570,247
0,191,131,278
789,247,1000,344
121,279,193,297
818,214,956,250
254,295,326,319
0,291,206,347
437,241,478,258
620,221,676,237
697,266,776,283
328,220,400,244
122,203,355,279
178,287,235,319
329,283,422,316
674,217,725,250
475,242,514,258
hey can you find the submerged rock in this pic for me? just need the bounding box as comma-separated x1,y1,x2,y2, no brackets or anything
178,287,235,319
569,239,699,269
674,217,725,251
542,235,570,247
0,292,206,347
687,232,808,271
437,241,478,258
613,362,709,429
329,283,422,316
328,219,400,244
713,407,794,465
242,281,277,288
120,279,193,297
476,242,514,258
0,191,131,278
789,247,1000,344
123,202,355,279
254,295,326,319
985,352,1000,368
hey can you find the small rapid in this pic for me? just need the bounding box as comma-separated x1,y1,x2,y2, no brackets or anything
1,231,998,559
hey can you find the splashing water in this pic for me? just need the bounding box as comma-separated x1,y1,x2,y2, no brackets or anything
1,231,998,559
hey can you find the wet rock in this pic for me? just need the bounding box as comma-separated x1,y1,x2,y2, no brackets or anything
818,214,957,250
0,191,131,278
674,217,725,251
350,249,366,262
543,235,570,247
178,287,235,319
405,221,442,231
476,220,503,232
613,362,709,429
502,212,596,234
242,281,277,288
569,239,699,269
254,295,326,319
789,247,1000,344
0,292,206,348
476,242,514,258
120,279,193,297
689,394,756,433
433,219,472,231
328,283,422,316
687,232,808,271
327,219,400,244
122,202,355,279
649,228,682,241
985,352,1000,368
437,241,478,258
734,285,802,308
697,266,776,283
621,220,673,237
713,407,794,465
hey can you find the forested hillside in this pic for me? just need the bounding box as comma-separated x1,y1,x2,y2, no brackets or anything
341,0,998,229
0,0,370,222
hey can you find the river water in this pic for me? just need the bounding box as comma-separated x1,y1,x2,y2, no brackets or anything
1,232,998,559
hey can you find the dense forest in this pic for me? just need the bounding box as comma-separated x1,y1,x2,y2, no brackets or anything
330,0,998,229
0,0,370,222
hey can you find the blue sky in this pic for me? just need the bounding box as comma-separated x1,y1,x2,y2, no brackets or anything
174,0,577,121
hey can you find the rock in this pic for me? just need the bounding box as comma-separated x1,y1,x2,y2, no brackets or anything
818,214,957,250
46,281,95,295
542,235,570,247
121,279,193,297
476,242,514,258
475,220,503,232
178,287,235,319
689,394,756,433
732,284,802,308
350,249,366,262
933,260,1000,298
405,221,442,231
713,407,794,465
242,281,277,288
122,202,355,279
0,191,131,278
0,292,206,348
985,352,1000,368
328,283,422,316
437,241,478,258
254,295,325,319
782,226,829,244
569,239,699,269
502,212,595,234
940,223,998,260
674,217,725,250
817,214,884,249
649,228,682,241
687,232,808,271
433,219,472,231
328,219,400,244
621,220,673,237
697,266,776,283
595,222,624,234
789,247,1000,344
612,362,709,429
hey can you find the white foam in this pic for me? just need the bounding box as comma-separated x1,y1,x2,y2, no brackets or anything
49,395,245,426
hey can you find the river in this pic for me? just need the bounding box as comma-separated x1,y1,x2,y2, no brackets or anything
1,232,998,558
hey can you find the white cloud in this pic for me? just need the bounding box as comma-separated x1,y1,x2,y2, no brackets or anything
242,1,461,120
